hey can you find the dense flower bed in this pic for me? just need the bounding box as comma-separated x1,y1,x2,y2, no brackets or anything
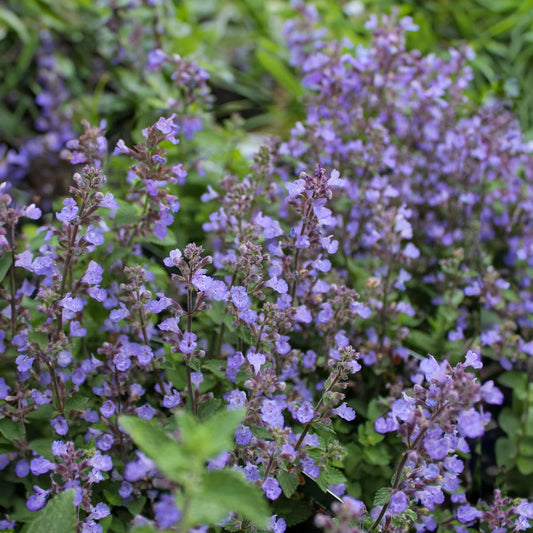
0,3,533,533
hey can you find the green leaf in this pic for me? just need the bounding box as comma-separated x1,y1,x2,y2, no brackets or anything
130,526,159,533
0,418,25,441
0,254,12,283
186,469,269,529
197,398,222,420
29,438,55,460
126,496,146,516
119,415,190,481
26,490,76,533
497,371,527,393
201,359,226,379
256,48,303,97
517,455,533,475
114,204,139,227
178,408,244,460
495,437,517,468
363,445,391,466
373,487,391,507
498,407,521,436
277,470,300,498
0,7,29,41
272,497,311,527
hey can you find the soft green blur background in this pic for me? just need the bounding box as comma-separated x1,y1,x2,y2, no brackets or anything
1,0,533,148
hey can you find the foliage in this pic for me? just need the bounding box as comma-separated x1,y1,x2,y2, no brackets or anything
0,2,532,533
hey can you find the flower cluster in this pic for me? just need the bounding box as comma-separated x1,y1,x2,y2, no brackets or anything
0,5,531,533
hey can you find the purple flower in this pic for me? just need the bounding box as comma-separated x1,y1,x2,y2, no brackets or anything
15,459,30,478
481,380,503,405
295,401,314,423
30,457,55,475
230,286,251,311
163,390,181,408
235,424,253,445
265,277,288,294
135,404,156,420
457,408,485,439
90,452,113,472
301,456,320,478
457,504,481,523
82,261,104,285
27,486,51,511
100,401,116,418
269,515,287,533
423,436,450,460
224,389,247,410
97,434,114,451
163,249,182,267
179,332,197,354
56,198,78,223
23,204,42,220
158,317,181,333
261,399,284,428
255,213,284,239
294,305,312,323
390,491,409,514
100,192,120,210
147,49,167,69
69,320,87,337
464,350,482,369
51,416,68,436
124,452,156,482
332,402,356,421
247,351,266,374
89,503,110,520
119,482,133,498
262,477,282,500
154,494,180,529
16,354,34,373
113,351,131,372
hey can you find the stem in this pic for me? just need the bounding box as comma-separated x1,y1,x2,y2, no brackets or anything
294,373,340,452
176,495,190,533
47,360,64,415
378,259,392,358
186,287,197,417
369,403,450,530
138,305,166,398
8,224,17,338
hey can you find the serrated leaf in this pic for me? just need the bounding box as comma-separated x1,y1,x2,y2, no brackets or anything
363,445,391,466
178,408,244,460
119,415,190,481
271,497,311,527
0,254,12,283
126,496,146,516
201,359,226,379
186,469,269,529
197,398,222,421
114,204,139,227
277,470,300,498
373,487,391,507
29,438,55,460
26,490,76,533
103,488,122,506
26,404,54,422
0,418,25,441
